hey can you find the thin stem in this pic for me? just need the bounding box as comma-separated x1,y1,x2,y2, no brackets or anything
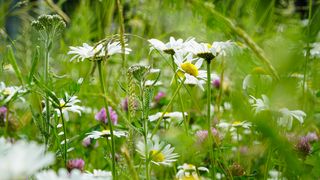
59,109,67,167
116,0,127,69
171,55,188,134
302,0,313,110
4,104,9,137
44,40,50,151
206,60,215,179
151,78,186,137
97,60,117,180
216,57,225,120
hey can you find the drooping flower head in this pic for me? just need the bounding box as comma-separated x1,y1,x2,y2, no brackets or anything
95,107,118,125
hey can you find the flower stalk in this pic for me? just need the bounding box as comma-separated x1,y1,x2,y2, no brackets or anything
97,60,117,179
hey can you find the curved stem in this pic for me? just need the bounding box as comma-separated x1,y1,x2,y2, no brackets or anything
97,60,117,179
171,55,188,134
151,78,186,138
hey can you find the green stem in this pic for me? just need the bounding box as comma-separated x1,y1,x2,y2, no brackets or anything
171,55,188,134
302,0,313,110
44,40,50,151
97,60,117,179
216,57,225,120
151,78,186,137
4,104,9,137
116,0,127,69
59,109,67,167
206,61,215,179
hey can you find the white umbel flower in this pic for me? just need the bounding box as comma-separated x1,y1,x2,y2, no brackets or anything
0,138,55,180
136,135,179,166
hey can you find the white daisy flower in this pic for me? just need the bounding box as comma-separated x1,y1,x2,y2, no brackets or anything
106,41,132,56
310,42,320,59
0,82,26,104
176,163,209,180
185,39,216,61
148,111,187,122
0,138,55,180
211,41,235,57
85,130,128,140
136,135,179,166
53,93,84,120
148,37,191,55
174,52,207,90
68,41,131,62
278,108,306,130
249,94,270,114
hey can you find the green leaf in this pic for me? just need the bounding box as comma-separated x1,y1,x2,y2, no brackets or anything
6,45,24,85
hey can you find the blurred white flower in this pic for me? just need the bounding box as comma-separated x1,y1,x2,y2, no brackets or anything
174,52,207,90
0,138,54,180
278,108,306,130
249,94,270,114
136,135,179,166
268,169,287,180
86,130,128,140
36,169,111,180
0,82,26,104
211,41,235,57
148,111,187,122
176,163,209,180
310,42,320,59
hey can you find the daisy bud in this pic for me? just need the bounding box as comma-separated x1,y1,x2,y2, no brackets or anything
67,158,85,172
95,107,118,125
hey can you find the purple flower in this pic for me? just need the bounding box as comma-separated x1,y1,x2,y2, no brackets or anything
0,106,7,120
82,137,91,147
212,78,220,89
67,158,85,172
121,98,129,112
296,136,311,155
95,107,118,125
195,127,219,143
154,91,165,102
306,132,318,142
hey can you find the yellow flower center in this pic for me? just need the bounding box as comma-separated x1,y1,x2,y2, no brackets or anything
181,62,198,77
150,150,165,162
3,88,11,95
232,121,242,126
206,43,212,49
